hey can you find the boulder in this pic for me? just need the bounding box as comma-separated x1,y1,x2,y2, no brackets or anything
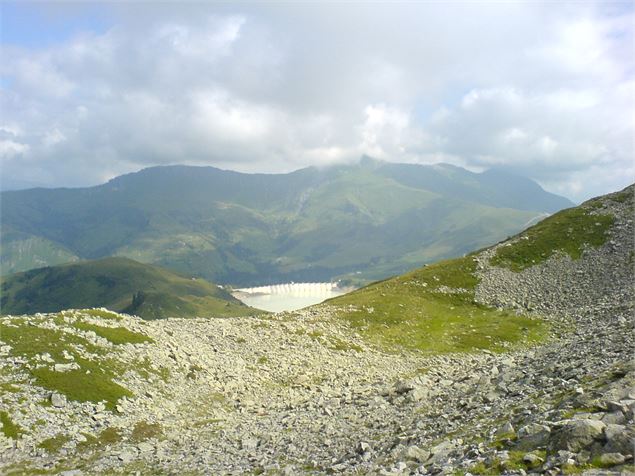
394,380,415,395
603,423,635,455
54,362,79,372
357,441,372,455
401,445,429,463
600,452,627,466
407,387,428,403
50,393,66,408
516,423,551,450
548,419,606,453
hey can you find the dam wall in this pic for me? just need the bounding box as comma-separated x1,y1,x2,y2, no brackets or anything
236,282,339,297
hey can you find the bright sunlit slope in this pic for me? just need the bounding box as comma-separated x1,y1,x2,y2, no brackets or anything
0,257,256,319
325,185,631,354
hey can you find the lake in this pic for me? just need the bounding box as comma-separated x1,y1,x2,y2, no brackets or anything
232,282,348,312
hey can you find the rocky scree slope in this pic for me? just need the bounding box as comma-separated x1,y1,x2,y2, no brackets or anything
0,185,633,475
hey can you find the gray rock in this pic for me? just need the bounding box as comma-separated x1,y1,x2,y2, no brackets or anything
241,437,259,451
407,387,428,402
516,423,551,450
118,450,136,463
606,401,629,413
50,393,66,408
601,411,625,425
548,419,606,453
357,441,372,454
522,452,544,468
394,380,415,395
137,442,154,453
603,423,635,455
599,452,626,466
54,362,78,372
402,445,429,463
496,421,515,436
426,440,456,465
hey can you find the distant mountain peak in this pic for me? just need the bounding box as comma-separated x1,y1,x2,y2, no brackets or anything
358,155,384,167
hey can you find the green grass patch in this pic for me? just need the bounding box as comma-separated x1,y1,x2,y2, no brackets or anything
0,411,23,439
0,382,20,393
2,463,51,475
327,336,363,353
30,360,132,411
132,357,169,382
0,319,133,409
0,318,103,361
560,406,604,419
130,421,163,442
467,461,496,475
468,450,539,475
329,256,546,354
560,458,616,475
77,427,122,451
37,433,71,453
607,187,634,204
74,321,153,345
489,206,614,272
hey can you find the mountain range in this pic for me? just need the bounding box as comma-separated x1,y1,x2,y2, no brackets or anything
0,157,573,286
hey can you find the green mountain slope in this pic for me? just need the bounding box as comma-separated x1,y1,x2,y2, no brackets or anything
0,158,573,285
0,257,255,319
325,185,631,354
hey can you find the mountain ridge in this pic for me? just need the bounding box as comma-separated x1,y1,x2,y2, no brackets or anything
1,159,574,285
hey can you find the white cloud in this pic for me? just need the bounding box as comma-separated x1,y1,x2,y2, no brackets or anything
0,2,633,200
428,84,634,196
43,129,66,147
0,140,29,159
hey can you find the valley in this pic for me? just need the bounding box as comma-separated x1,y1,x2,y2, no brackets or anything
0,185,632,475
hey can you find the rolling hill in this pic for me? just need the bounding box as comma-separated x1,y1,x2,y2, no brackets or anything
0,157,573,286
0,257,255,319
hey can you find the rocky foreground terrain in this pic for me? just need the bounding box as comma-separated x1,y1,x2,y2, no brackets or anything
0,186,633,475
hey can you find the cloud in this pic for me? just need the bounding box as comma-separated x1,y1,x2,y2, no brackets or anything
0,2,633,201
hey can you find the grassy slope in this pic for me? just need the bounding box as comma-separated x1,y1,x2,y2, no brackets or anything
328,256,546,354
0,227,79,275
0,257,256,319
1,162,566,285
326,186,630,354
0,311,161,410
489,186,632,271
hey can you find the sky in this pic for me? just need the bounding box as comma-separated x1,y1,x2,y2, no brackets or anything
0,1,633,202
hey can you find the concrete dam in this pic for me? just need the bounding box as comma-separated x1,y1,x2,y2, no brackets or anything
236,282,340,297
